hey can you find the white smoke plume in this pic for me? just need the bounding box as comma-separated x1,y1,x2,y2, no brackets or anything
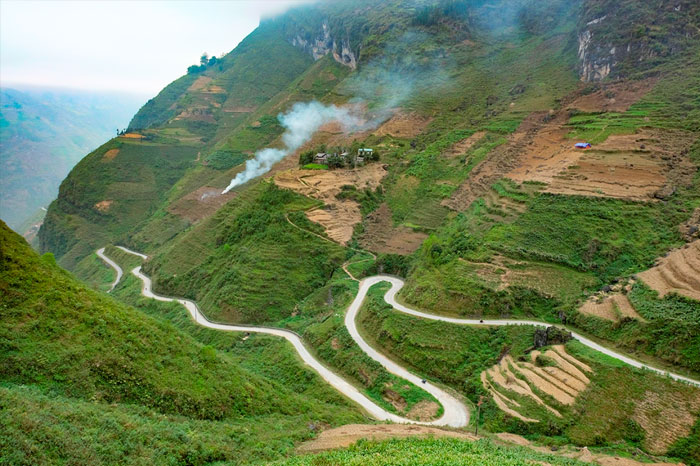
222,101,368,194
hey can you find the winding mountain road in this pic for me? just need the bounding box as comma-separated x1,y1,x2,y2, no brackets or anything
96,248,122,293
96,246,700,430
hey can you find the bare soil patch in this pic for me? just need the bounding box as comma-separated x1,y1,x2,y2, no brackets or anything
481,371,540,423
482,347,591,421
167,186,237,223
445,85,695,211
94,200,113,213
406,400,441,421
445,111,558,211
444,131,486,158
496,434,682,466
274,164,387,245
359,203,428,255
373,111,432,139
174,106,216,123
296,424,476,453
101,148,120,161
567,78,658,113
579,293,644,322
119,133,144,140
633,389,700,454
638,240,700,301
496,432,531,446
222,105,256,113
508,125,695,202
551,345,592,373
188,76,213,92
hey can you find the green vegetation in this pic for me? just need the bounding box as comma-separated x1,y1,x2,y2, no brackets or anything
359,282,534,406
99,232,439,421
0,87,143,230
669,419,700,466
302,163,328,170
299,279,441,417
39,139,196,269
146,182,346,323
278,437,588,465
486,194,686,282
355,283,700,459
30,0,700,463
128,74,197,130
568,282,700,374
204,149,248,170
0,385,359,466
564,341,700,460
0,222,363,464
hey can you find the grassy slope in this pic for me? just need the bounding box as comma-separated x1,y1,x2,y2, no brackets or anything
103,238,440,420
39,138,197,270
0,221,363,464
29,0,700,462
144,182,346,324
39,19,314,271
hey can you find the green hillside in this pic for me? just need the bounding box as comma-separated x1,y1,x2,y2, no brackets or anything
0,221,363,464
30,0,700,464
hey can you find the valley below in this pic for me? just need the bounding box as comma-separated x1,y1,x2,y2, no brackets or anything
4,0,700,464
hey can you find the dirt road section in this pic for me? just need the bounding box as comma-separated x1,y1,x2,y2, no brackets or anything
638,240,700,301
297,424,475,453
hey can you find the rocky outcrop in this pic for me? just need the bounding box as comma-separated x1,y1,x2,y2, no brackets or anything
533,327,572,349
577,1,700,82
289,21,358,69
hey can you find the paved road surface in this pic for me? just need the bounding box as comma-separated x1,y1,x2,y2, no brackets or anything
95,247,122,293
98,247,700,430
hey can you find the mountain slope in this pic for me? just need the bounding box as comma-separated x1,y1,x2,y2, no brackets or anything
0,87,144,231
0,221,363,463
34,0,700,462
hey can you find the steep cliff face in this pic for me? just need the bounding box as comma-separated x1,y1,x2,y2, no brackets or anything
289,20,358,69
577,0,700,82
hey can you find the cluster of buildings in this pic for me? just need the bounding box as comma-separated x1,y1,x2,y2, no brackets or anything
314,148,373,165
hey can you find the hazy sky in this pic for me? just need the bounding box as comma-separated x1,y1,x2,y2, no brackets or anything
1,0,310,96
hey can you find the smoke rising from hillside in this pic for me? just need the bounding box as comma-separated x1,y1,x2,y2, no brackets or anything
222,101,367,193
221,31,454,194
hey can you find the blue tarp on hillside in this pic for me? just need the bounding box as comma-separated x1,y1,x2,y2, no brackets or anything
575,142,592,148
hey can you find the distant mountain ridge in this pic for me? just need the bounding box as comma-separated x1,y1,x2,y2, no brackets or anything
0,86,145,231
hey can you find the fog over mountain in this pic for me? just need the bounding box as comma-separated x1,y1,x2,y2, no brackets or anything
0,86,145,232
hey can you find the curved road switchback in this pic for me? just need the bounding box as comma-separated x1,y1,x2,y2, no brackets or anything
96,248,122,293
101,247,468,427
380,277,700,387
98,246,700,430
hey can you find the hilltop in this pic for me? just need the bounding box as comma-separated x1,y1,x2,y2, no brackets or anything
29,0,700,464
